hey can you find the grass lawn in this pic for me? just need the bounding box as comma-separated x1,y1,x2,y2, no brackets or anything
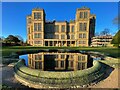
2,46,120,58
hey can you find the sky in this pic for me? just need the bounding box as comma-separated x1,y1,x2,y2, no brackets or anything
2,2,118,41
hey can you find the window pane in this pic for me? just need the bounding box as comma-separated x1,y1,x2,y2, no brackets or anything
39,62,42,69
78,62,81,70
84,12,88,18
61,61,64,67
61,55,65,59
70,61,73,67
55,35,59,39
34,23,37,31
71,34,74,39
83,33,86,38
61,25,65,32
38,33,41,38
83,23,87,31
55,25,59,32
79,34,82,38
35,62,39,69
71,26,74,32
80,12,83,18
82,63,85,69
79,23,82,31
82,56,85,61
61,35,65,39
55,61,59,67
78,56,81,61
37,13,41,19
34,13,37,19
38,23,41,31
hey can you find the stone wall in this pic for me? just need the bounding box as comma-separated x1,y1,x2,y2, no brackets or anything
14,60,106,89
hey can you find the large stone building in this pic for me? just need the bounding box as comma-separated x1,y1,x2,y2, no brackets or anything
27,7,96,47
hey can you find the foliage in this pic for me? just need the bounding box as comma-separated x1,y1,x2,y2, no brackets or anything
4,35,20,43
100,28,110,36
111,30,120,46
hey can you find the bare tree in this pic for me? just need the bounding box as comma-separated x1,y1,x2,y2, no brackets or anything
100,28,110,36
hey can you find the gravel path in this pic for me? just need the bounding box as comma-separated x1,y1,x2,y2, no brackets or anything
89,68,120,88
0,65,29,88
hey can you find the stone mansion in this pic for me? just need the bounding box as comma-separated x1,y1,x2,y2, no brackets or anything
27,7,96,47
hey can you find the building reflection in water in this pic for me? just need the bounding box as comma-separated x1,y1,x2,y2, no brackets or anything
28,52,93,71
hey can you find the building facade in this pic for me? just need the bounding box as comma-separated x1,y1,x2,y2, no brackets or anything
28,52,92,71
91,35,113,47
27,7,96,47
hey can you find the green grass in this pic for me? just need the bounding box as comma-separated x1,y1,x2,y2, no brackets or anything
2,46,120,58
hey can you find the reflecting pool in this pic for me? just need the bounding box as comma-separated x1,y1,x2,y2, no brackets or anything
19,52,93,71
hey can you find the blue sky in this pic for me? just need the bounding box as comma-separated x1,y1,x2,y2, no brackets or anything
2,2,118,41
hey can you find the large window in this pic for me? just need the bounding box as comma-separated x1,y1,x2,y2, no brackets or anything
28,27,30,34
78,40,86,44
84,12,88,18
61,55,65,59
79,23,82,31
80,12,83,18
34,12,41,19
61,61,64,68
83,33,86,38
70,61,73,67
34,23,42,31
55,55,58,59
55,35,59,39
79,33,82,38
83,23,87,31
79,23,87,31
83,41,86,44
82,56,85,61
71,34,74,39
35,62,39,69
35,55,42,60
55,61,59,67
37,13,41,19
78,62,81,70
78,56,82,61
34,41,42,44
82,63,85,69
61,34,65,39
34,33,42,38
38,23,42,31
61,25,65,32
71,26,74,32
55,25,59,32
34,23,37,31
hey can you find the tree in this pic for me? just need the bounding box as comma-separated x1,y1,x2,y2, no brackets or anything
15,35,24,45
111,30,120,47
100,28,110,36
4,35,20,44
